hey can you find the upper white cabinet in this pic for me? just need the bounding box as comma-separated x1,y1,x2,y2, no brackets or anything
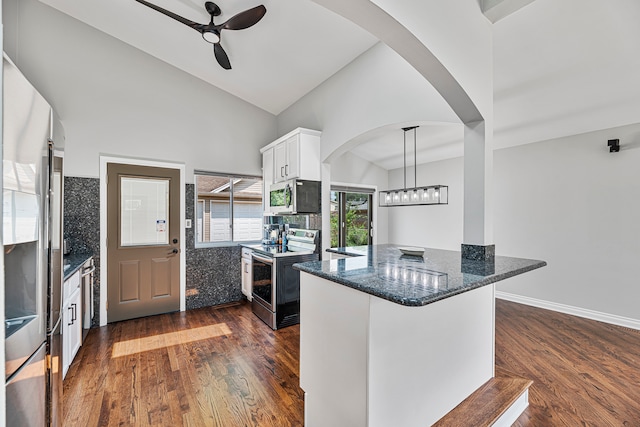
261,128,321,185
262,148,274,213
274,134,301,182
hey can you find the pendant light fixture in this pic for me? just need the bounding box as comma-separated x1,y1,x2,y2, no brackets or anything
379,126,448,207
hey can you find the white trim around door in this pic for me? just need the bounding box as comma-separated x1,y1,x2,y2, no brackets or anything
99,155,186,327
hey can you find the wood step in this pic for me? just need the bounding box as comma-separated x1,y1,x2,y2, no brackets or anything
433,369,533,427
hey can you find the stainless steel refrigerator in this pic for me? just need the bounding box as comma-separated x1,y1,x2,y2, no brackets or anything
3,52,65,426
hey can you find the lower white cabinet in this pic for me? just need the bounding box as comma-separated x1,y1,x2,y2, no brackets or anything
63,273,82,379
241,247,253,300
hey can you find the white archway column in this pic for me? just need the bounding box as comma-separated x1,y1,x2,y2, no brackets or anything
311,0,494,256
462,120,495,260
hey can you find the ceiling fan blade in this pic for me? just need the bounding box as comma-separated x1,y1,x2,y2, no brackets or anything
222,5,266,30
134,0,202,32
213,43,232,70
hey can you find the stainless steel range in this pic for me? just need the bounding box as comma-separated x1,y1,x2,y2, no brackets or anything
249,228,320,329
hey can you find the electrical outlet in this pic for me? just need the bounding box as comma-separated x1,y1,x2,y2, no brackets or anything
185,219,192,229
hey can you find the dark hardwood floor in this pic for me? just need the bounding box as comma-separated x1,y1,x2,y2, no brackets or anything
63,299,640,426
62,302,304,426
496,298,640,426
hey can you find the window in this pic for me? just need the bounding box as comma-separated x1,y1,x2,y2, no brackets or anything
330,186,374,248
195,172,263,246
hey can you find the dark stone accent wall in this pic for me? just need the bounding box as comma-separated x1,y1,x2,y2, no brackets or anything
63,178,243,325
63,177,101,326
185,184,243,309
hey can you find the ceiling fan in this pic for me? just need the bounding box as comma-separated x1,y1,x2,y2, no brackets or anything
133,0,266,70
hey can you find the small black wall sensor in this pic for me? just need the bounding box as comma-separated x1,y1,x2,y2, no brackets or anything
608,139,620,153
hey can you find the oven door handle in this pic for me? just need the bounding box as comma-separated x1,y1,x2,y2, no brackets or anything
251,253,274,265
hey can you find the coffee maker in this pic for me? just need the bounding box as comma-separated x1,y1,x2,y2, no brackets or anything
262,224,282,245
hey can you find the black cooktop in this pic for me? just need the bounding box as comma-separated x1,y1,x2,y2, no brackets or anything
247,244,314,257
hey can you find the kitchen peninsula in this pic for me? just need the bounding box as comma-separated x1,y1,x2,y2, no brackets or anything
294,244,546,426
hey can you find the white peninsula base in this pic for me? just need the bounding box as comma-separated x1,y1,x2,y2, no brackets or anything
299,272,496,427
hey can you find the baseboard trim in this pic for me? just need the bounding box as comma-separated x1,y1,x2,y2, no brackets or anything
495,291,640,331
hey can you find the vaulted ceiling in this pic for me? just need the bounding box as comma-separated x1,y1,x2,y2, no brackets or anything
36,0,640,170
39,0,378,115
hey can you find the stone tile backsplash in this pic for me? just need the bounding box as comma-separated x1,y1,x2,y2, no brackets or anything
63,178,243,327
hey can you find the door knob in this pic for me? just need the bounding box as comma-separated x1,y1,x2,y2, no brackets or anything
168,248,179,255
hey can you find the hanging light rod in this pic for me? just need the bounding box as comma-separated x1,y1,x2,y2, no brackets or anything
379,126,448,207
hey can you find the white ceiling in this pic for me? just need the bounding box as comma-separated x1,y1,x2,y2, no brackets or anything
39,0,378,115
38,0,640,170
351,0,640,170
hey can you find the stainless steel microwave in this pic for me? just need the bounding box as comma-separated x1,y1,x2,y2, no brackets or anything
269,179,321,215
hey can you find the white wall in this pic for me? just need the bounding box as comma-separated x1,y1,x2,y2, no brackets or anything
388,122,640,321
0,0,6,423
368,0,493,122
387,157,463,250
277,42,460,253
3,0,277,181
330,151,389,244
494,122,640,321
277,42,460,163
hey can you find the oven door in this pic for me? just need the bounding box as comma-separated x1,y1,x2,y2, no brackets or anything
251,252,275,311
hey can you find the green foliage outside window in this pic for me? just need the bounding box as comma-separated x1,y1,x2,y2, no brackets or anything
330,192,370,248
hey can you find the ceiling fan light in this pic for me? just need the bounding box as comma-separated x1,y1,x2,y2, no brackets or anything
202,31,220,44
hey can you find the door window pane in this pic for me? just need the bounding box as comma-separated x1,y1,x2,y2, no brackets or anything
120,177,169,246
330,191,339,247
330,189,373,248
345,193,370,247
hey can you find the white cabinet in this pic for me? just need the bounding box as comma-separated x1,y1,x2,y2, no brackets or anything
274,135,301,183
262,148,274,213
241,247,253,300
300,273,495,426
62,271,82,379
261,127,321,186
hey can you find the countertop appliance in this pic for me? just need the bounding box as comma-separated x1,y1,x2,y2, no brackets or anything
268,179,321,215
3,53,65,427
262,223,282,245
250,228,320,329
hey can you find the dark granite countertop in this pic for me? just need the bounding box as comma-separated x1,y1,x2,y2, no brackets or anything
294,244,546,307
240,243,317,258
63,252,93,281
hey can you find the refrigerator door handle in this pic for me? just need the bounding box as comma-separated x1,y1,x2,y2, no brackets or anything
81,266,96,277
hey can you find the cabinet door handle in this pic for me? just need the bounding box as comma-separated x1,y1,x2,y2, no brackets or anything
68,306,74,326
285,164,288,176
72,303,77,323
281,166,285,177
